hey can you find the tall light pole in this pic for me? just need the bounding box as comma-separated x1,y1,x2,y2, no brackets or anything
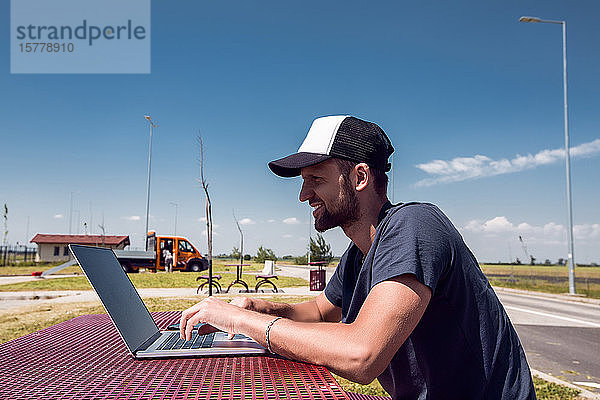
68,192,73,234
144,115,157,251
169,202,178,236
519,16,576,294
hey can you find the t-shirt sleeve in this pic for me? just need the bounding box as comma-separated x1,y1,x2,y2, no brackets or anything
324,246,352,308
371,204,453,295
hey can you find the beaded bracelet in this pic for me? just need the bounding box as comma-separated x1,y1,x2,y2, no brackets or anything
265,316,283,354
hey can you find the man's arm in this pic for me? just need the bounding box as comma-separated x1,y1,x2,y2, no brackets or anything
180,274,431,384
229,292,341,323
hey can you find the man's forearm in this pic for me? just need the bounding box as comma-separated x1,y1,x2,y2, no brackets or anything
246,297,323,322
233,309,370,383
231,277,431,384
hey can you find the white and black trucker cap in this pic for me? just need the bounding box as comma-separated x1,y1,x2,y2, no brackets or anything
268,115,394,178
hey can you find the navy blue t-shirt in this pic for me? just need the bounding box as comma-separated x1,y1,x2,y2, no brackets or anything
324,202,536,400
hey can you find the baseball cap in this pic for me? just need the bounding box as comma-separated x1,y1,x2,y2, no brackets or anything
268,115,394,177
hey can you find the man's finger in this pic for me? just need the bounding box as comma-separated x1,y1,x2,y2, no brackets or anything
185,314,201,341
179,310,190,340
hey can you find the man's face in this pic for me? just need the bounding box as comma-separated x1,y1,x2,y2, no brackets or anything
299,159,359,232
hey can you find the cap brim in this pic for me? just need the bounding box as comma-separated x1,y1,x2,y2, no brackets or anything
268,152,332,177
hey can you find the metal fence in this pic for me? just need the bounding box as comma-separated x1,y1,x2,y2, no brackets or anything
0,245,37,266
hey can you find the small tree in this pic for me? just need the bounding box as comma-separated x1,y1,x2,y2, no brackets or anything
255,246,276,263
310,233,332,264
231,246,241,260
294,253,308,265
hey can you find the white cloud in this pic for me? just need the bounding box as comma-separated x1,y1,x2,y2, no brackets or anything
415,138,600,187
461,216,600,263
283,217,300,225
198,217,206,222
122,215,141,221
483,216,514,233
464,216,556,237
201,229,220,237
573,223,600,240
53,214,64,219
267,219,276,223
463,216,600,243
239,218,255,225
282,234,293,238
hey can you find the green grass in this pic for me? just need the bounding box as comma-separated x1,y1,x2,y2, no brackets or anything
0,270,307,291
481,264,600,299
333,373,582,399
0,295,314,344
333,374,389,397
532,376,580,400
481,264,600,278
0,258,334,277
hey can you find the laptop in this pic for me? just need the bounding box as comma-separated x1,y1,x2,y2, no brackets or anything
69,244,267,359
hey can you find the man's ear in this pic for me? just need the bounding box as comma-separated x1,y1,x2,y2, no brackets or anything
354,163,369,191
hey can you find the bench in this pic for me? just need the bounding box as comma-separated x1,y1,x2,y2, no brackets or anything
255,274,278,292
254,260,278,292
196,274,222,294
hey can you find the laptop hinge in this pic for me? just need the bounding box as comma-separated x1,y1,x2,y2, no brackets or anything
136,331,163,353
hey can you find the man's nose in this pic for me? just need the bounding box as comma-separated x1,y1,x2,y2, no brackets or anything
299,182,312,203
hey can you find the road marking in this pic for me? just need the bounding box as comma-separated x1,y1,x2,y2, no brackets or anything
497,291,600,309
504,305,600,328
573,381,600,389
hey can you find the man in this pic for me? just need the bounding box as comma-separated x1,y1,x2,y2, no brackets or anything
180,115,536,399
163,247,173,273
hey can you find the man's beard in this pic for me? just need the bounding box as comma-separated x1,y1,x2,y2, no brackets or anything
314,177,359,232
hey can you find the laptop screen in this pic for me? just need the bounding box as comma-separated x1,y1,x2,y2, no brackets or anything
70,245,160,353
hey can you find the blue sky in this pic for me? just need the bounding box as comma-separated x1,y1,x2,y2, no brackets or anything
1,0,599,264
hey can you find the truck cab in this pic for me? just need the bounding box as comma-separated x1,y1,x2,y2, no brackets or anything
148,232,207,272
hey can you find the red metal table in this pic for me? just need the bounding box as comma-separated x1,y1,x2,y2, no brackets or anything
0,311,353,399
224,264,251,293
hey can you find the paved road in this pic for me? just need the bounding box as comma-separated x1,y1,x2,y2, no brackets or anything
496,289,600,393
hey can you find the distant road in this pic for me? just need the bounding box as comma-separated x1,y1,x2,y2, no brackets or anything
496,289,600,393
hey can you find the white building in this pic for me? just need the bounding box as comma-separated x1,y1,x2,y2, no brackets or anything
30,234,130,262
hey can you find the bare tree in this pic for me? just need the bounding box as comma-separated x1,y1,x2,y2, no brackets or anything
2,204,8,246
233,210,244,267
198,134,214,296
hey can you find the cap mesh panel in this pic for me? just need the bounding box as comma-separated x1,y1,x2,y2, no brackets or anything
329,117,393,171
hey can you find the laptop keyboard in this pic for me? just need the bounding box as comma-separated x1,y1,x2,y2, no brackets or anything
158,332,215,350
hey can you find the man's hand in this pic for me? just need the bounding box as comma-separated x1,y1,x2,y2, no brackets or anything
229,297,255,311
179,297,243,341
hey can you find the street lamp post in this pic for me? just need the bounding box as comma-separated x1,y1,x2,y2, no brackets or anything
144,115,157,251
169,202,178,236
519,16,576,294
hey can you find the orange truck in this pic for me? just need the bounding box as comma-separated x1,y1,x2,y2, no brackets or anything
115,231,208,273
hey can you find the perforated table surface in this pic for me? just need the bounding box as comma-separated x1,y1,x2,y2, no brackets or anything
0,311,350,399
